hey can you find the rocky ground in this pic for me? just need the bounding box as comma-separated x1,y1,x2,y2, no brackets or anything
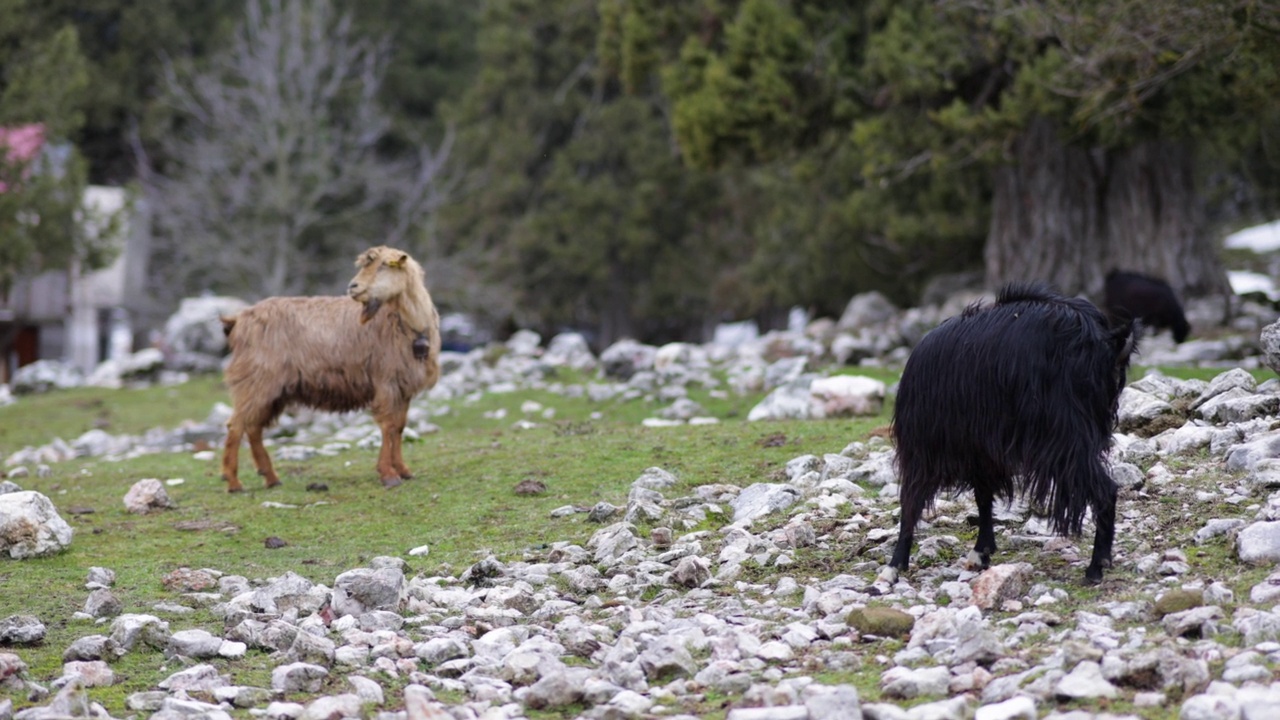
5,295,1280,720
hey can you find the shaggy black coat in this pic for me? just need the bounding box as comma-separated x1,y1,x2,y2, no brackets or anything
1104,270,1190,343
889,283,1138,583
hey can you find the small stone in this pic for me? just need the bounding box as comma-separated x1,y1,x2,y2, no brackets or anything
299,693,362,720
671,556,711,588
880,665,950,699
122,479,174,514
1238,521,1280,564
126,691,168,712
167,629,225,659
1179,692,1241,720
513,478,546,495
265,701,306,720
271,662,329,694
62,635,121,662
971,563,1034,610
85,567,115,589
1055,661,1118,700
83,589,121,619
1154,588,1203,618
0,615,46,645
974,695,1036,720
161,567,218,592
60,660,114,687
404,684,449,720
847,607,915,638
587,502,621,523
347,675,383,705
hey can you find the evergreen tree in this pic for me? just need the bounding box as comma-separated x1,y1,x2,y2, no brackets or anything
0,22,107,295
17,0,242,184
443,0,736,344
651,0,1280,305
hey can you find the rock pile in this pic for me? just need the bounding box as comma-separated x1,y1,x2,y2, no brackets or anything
4,326,889,474
6,304,1280,720
5,363,1280,719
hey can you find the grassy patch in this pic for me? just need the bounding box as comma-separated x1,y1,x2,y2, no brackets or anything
0,376,228,455
0,360,1266,717
1131,365,1273,384
0,371,888,715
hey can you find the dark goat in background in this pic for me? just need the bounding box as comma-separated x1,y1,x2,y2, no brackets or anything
887,283,1138,584
1104,270,1190,343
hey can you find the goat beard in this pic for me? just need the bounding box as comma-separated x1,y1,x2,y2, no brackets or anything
359,298,383,324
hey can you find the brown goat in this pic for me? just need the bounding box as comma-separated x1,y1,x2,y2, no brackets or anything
220,246,441,491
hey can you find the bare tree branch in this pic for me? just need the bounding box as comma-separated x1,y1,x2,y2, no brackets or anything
137,0,456,304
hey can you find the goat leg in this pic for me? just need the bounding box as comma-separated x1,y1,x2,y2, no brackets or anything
222,421,244,493
375,420,404,488
968,484,997,569
1085,483,1118,585
888,496,923,573
248,426,281,488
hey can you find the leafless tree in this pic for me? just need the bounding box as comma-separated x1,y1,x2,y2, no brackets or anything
138,0,455,304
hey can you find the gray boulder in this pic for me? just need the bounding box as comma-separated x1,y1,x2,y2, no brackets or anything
600,340,657,380
731,484,800,524
122,479,174,514
1238,521,1280,565
109,614,171,652
747,378,817,421
542,332,596,370
85,348,165,389
838,291,898,331
1261,320,1280,376
163,296,249,357
0,616,45,645
0,491,73,558
332,567,404,617
271,663,329,694
10,360,83,394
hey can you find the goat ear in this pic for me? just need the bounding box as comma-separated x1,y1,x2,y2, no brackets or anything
386,253,407,269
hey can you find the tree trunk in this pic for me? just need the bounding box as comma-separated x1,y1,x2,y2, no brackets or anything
597,263,634,348
986,117,1231,306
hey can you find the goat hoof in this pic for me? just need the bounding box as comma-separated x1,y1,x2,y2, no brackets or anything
963,550,992,570
875,566,900,585
227,485,244,494
381,476,403,489
398,471,414,480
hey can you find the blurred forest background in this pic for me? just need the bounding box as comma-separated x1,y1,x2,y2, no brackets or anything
2,0,1279,347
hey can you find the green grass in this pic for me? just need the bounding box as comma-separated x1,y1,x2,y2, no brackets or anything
0,361,1266,717
0,375,228,455
1131,365,1273,384
0,367,886,714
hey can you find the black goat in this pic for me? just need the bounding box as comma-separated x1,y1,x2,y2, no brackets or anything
1104,270,1190,343
887,283,1138,584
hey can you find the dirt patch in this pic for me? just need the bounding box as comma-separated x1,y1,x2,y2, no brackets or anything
172,519,239,533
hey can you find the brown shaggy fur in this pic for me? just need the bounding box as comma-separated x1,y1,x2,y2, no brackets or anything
220,246,441,492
